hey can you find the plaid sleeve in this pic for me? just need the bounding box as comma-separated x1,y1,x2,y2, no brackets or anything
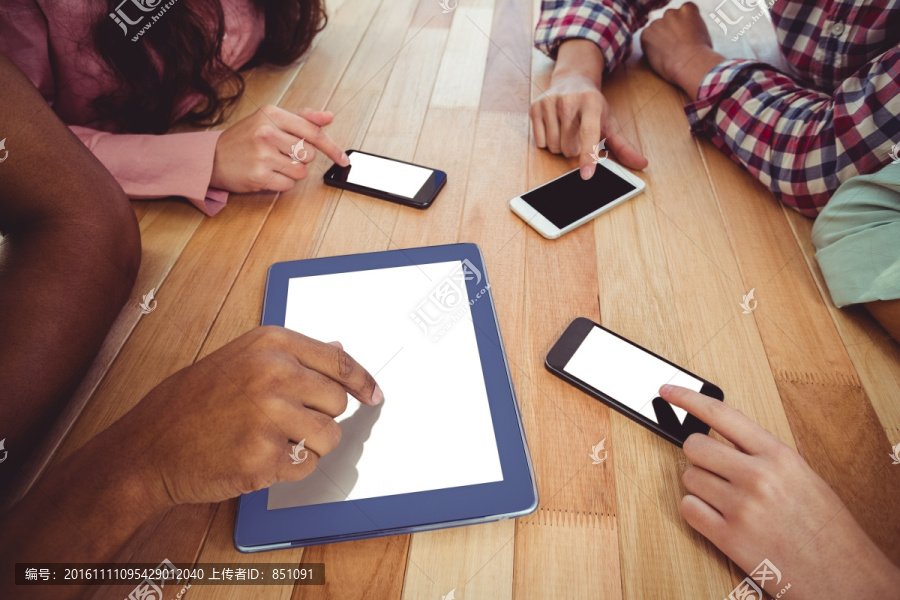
535,0,669,72
684,50,900,217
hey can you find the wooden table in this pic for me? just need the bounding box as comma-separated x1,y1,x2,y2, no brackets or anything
27,0,900,597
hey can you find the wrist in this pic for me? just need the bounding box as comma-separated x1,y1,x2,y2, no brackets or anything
670,46,724,101
56,426,173,525
554,39,605,89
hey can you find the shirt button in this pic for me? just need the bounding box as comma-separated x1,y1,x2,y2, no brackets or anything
831,22,844,36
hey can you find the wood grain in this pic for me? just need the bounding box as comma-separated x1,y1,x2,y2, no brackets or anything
20,0,899,598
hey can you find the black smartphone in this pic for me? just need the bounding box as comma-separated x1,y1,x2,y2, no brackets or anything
323,149,447,209
545,317,724,446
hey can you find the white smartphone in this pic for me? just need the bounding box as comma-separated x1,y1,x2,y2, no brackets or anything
509,161,645,239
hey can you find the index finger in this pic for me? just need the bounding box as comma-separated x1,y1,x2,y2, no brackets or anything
269,107,349,167
659,384,772,454
280,330,383,406
578,105,602,180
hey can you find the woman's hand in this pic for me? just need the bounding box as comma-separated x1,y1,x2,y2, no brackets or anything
210,106,350,193
661,384,900,599
112,327,382,508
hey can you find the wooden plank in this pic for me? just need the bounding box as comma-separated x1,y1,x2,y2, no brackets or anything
782,206,900,434
430,2,494,109
479,0,533,113
509,40,622,600
316,29,450,259
294,535,409,600
402,523,514,600
178,501,299,600
698,140,900,564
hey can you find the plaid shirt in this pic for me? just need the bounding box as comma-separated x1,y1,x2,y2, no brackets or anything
535,0,900,216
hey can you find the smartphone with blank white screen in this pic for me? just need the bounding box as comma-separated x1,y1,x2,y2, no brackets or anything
323,150,447,209
546,318,724,446
509,161,645,239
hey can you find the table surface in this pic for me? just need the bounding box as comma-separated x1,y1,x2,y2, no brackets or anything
27,0,900,598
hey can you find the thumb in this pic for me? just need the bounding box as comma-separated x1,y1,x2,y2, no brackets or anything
605,130,648,171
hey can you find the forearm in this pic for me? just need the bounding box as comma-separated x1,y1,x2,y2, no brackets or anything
552,39,606,89
0,430,166,599
0,54,142,495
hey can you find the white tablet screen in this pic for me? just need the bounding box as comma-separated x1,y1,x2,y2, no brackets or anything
267,260,503,510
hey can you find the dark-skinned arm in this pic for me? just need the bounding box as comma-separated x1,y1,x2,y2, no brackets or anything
0,53,142,499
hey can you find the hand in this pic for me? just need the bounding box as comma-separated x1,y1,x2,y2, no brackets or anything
110,327,383,508
661,385,900,598
641,3,724,99
210,106,350,193
530,40,647,179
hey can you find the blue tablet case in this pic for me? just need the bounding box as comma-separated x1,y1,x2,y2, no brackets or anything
234,243,537,552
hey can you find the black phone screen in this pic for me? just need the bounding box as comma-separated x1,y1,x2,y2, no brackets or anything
521,165,637,229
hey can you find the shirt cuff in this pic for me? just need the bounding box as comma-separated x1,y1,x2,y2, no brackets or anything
174,130,228,217
200,188,229,217
683,58,761,136
535,5,631,73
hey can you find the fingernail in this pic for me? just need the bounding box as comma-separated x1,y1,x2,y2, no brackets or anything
660,384,673,395
328,341,343,349
581,165,594,180
341,152,350,165
371,384,384,405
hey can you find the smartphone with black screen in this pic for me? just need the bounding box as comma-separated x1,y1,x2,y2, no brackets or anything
509,161,644,239
546,317,724,446
323,150,447,209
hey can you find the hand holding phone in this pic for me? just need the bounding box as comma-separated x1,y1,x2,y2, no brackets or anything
545,317,723,446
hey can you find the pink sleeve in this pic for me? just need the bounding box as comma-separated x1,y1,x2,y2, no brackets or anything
69,126,229,217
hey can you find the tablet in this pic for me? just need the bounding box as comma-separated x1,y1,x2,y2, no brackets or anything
234,243,538,552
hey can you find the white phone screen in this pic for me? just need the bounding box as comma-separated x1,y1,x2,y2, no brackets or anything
563,326,702,425
345,151,433,198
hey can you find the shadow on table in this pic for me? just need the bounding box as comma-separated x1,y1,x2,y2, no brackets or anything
267,402,383,509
